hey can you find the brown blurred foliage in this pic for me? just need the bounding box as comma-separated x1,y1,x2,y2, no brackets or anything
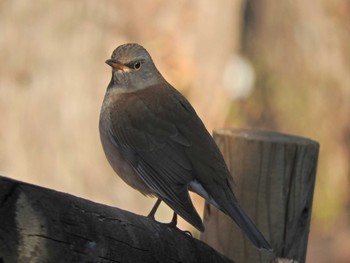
0,1,350,262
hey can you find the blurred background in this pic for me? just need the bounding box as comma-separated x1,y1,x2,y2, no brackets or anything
1,0,349,262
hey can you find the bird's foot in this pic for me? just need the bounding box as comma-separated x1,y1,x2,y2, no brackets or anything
164,213,193,236
162,223,193,236
147,207,193,237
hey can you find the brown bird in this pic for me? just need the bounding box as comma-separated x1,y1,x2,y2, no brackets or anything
99,43,271,250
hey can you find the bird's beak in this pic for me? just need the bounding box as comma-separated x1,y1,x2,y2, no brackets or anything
105,59,128,71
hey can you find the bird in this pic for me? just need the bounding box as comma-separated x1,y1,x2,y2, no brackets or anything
99,43,272,250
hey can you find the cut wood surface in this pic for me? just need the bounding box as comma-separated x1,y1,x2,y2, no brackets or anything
201,129,319,263
0,176,233,263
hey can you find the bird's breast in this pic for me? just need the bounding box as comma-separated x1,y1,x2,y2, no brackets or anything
99,91,153,196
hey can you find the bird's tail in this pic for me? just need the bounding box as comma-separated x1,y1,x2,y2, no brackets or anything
190,177,272,250
221,196,272,251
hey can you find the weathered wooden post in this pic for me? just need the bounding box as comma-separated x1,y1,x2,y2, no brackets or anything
201,129,319,263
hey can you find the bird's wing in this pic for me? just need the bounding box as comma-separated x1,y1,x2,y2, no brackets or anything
108,84,204,230
109,84,271,248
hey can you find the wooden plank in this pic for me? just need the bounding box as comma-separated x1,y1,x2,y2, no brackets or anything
201,129,319,263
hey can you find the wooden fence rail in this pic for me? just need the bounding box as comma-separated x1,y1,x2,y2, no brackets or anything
0,176,232,263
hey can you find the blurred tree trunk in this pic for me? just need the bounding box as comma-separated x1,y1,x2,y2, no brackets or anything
240,0,350,235
190,0,245,131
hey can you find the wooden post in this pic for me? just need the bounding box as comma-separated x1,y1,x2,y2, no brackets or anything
201,129,319,263
0,176,233,263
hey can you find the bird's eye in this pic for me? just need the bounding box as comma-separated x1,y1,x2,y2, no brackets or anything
133,61,141,70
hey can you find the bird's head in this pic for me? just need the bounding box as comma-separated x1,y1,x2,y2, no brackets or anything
106,43,163,91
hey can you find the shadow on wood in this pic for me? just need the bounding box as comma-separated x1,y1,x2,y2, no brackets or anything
201,129,319,263
0,176,233,263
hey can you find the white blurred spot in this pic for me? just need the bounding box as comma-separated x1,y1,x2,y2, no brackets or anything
223,54,255,100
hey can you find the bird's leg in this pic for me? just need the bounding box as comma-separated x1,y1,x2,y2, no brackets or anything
148,201,177,228
147,198,162,220
168,212,177,227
